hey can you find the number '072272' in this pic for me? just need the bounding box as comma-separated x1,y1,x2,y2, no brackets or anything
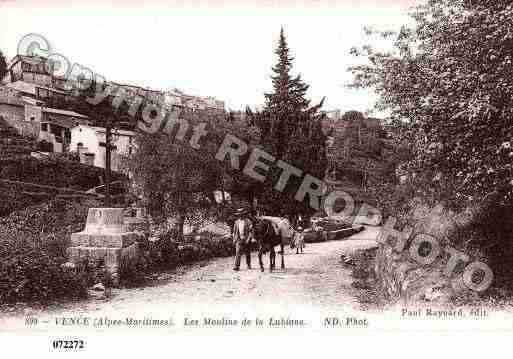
52,340,84,350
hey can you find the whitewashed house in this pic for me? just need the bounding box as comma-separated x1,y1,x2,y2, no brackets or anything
70,124,135,171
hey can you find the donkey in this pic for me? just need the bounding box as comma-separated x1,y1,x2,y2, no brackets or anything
253,218,285,272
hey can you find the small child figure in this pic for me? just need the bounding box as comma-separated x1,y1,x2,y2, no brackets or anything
292,227,305,254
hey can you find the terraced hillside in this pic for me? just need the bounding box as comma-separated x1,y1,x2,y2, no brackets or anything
0,119,125,217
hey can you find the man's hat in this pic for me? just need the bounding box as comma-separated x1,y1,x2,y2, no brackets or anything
235,208,247,216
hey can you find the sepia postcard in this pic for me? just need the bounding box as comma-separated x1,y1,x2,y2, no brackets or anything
0,0,512,355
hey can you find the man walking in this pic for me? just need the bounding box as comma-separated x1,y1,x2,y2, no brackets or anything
232,208,253,271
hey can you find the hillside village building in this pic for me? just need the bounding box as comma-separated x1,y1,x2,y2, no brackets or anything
108,84,225,113
1,55,70,91
70,125,135,171
324,109,341,121
0,81,90,152
0,55,225,170
38,108,90,153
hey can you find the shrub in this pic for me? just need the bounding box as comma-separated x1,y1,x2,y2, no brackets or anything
151,229,234,269
37,140,53,153
445,195,513,290
118,258,148,289
0,198,100,304
46,151,80,163
0,250,88,303
0,155,126,194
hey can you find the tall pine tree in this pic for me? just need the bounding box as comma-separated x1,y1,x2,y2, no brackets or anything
250,28,327,218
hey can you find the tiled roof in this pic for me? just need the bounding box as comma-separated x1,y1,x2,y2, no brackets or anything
5,81,37,95
41,114,90,129
42,107,89,119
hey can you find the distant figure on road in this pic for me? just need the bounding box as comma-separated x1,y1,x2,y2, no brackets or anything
291,227,305,254
232,208,253,271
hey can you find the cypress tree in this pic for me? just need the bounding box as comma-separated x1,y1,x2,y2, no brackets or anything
251,28,327,217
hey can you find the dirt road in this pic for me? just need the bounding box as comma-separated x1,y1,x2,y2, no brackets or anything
0,228,380,328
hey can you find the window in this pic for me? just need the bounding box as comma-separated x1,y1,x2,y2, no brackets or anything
30,117,35,122
41,123,48,131
37,88,49,99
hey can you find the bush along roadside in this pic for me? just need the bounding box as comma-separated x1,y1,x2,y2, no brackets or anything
343,247,388,310
0,250,89,304
145,230,234,271
0,197,236,305
0,198,100,305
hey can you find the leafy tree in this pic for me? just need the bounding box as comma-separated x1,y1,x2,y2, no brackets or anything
208,108,261,203
349,0,513,205
326,110,395,189
128,109,220,239
249,28,327,217
128,107,261,239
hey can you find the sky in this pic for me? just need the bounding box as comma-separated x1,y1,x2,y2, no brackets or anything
0,0,418,113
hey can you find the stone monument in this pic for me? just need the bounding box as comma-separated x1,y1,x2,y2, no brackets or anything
68,207,141,287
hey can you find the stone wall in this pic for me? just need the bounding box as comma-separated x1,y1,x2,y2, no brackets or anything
373,202,480,305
